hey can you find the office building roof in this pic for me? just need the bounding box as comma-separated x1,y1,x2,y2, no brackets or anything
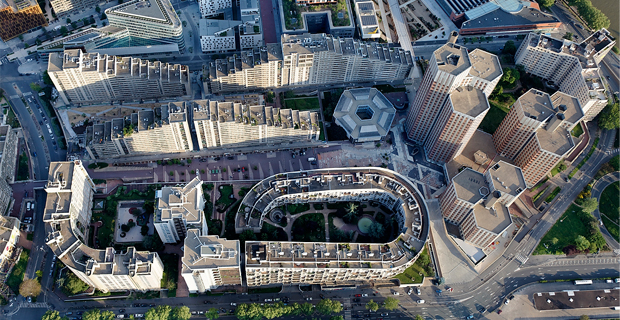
106,0,180,27
536,125,574,156
461,6,559,31
515,89,555,122
550,91,584,125
156,177,203,224
333,88,396,141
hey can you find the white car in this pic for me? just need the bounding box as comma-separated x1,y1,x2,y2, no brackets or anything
361,294,368,297
231,303,237,306
408,288,413,295
392,292,400,296
417,300,425,304
306,298,312,301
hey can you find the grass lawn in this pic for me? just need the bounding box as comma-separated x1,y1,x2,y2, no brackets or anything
260,222,288,241
291,213,325,242
287,203,310,214
7,249,30,294
534,204,590,255
550,161,566,177
216,185,236,207
599,181,619,241
394,246,434,284
595,156,619,180
284,97,320,110
479,101,508,134
571,123,584,137
16,152,29,181
544,187,561,203
159,253,179,297
569,137,599,179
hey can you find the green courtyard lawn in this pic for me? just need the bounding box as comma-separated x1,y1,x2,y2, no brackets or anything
160,253,179,297
479,102,508,134
599,181,619,241
571,123,584,137
216,185,236,210
287,203,310,215
291,213,325,242
16,152,29,181
394,246,434,284
260,222,288,241
534,204,591,255
283,97,320,110
6,249,30,294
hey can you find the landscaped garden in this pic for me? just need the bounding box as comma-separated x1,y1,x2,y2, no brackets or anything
534,204,607,255
291,213,325,242
6,249,29,294
599,181,619,241
394,246,434,284
160,253,179,297
216,184,236,212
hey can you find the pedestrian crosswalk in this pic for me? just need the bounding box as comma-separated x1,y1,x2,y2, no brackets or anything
21,302,48,308
515,253,529,264
546,257,619,266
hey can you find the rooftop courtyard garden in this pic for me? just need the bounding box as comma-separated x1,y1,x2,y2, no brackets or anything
282,0,350,30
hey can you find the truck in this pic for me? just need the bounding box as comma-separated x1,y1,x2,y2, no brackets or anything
574,280,593,285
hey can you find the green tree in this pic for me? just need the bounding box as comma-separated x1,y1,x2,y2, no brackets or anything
383,297,399,310
299,302,314,315
500,67,521,86
143,234,163,251
63,273,89,295
42,310,68,320
170,306,191,320
59,26,68,36
538,0,554,7
83,309,116,320
239,229,257,242
101,12,107,20
366,300,379,312
563,32,573,40
368,222,385,239
330,316,344,320
316,299,342,315
235,303,263,320
344,202,358,222
414,315,424,320
581,198,598,213
575,235,590,251
36,270,43,278
598,102,619,130
503,40,517,55
551,237,559,245
206,308,219,320
141,225,149,236
95,5,101,12
66,18,71,23
145,305,171,320
42,71,53,85
580,315,590,320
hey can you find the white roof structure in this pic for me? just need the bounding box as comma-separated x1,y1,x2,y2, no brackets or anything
333,88,396,142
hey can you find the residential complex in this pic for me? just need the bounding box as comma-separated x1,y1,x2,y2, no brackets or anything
279,0,354,37
192,100,320,149
0,0,47,41
48,49,191,105
405,34,501,162
44,161,165,292
515,29,614,121
85,102,194,159
440,161,526,248
493,89,582,186
236,168,429,286
0,217,21,272
199,0,231,18
49,0,98,16
238,0,263,49
333,88,395,143
199,19,240,53
181,229,241,293
0,124,18,217
154,177,208,244
106,0,185,50
353,0,380,39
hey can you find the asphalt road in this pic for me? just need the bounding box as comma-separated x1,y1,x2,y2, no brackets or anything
590,171,620,249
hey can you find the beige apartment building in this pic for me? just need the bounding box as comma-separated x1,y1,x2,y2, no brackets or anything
85,102,194,159
405,33,501,151
106,0,185,50
439,161,526,248
515,29,614,121
192,100,320,150
48,49,191,105
181,229,241,293
49,0,98,16
44,161,164,292
154,178,208,244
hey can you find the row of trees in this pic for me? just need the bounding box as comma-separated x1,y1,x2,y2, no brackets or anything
235,299,343,320
43,306,191,320
567,0,610,30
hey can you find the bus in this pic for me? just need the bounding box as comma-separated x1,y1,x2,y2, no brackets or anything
574,280,593,285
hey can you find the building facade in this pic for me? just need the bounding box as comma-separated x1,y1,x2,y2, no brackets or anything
48,49,191,105
106,0,185,50
154,178,207,244
199,19,240,53
49,0,98,16
0,217,20,272
181,229,241,292
44,161,165,292
192,100,320,150
199,0,231,17
85,102,194,159
0,125,18,185
0,0,47,41
515,30,614,121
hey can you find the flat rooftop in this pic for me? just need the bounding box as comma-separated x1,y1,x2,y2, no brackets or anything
536,126,574,156
468,49,502,82
181,229,240,270
534,288,620,310
199,19,241,35
156,177,203,223
550,91,584,125
449,86,488,117
434,43,471,76
106,0,180,28
461,7,559,31
446,130,511,179
515,89,554,122
333,88,396,140
451,168,488,204
486,161,526,197
472,202,512,234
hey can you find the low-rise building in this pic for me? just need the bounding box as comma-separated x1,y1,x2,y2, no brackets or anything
154,178,207,244
44,161,164,292
333,88,395,143
199,19,240,53
353,0,380,39
0,0,47,41
181,229,241,292
200,0,231,18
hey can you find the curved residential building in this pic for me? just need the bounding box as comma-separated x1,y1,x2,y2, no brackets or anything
235,167,429,287
106,0,185,50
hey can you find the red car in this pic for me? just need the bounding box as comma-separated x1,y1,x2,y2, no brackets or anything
354,294,362,297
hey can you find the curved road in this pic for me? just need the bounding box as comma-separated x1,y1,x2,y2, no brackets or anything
592,171,620,249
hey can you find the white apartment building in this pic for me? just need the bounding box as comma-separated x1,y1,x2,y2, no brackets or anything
515,29,614,121
199,0,231,17
239,0,262,49
154,178,207,244
199,19,240,53
49,0,98,16
106,0,185,49
181,229,241,292
192,100,320,150
48,49,191,105
43,161,165,292
237,167,429,287
86,102,194,159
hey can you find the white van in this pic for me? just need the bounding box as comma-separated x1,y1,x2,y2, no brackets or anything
307,157,316,162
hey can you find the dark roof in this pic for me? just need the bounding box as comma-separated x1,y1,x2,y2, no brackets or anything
461,7,559,30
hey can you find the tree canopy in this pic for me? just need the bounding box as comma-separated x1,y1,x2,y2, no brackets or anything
568,0,610,30
20,278,41,297
538,0,554,8
169,306,191,320
503,40,517,55
316,299,342,315
383,297,399,310
42,311,68,320
580,197,598,214
575,235,590,251
145,305,172,320
500,67,521,86
206,308,219,320
598,102,619,130
366,300,379,312
63,273,89,295
82,310,116,320
368,222,385,239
